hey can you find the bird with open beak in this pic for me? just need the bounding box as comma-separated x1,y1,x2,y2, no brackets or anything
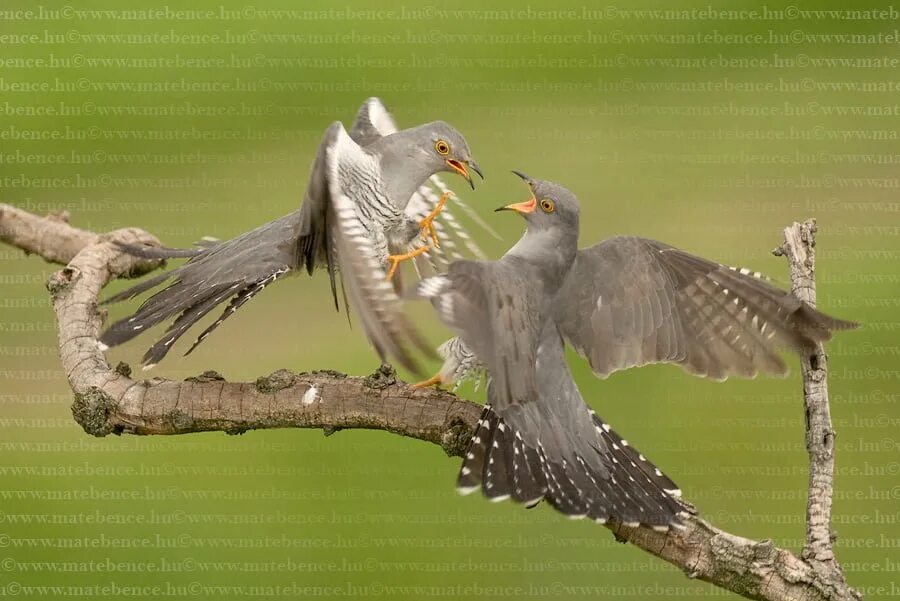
98,98,488,375
413,171,857,527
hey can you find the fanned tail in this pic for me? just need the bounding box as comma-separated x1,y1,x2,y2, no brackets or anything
457,405,684,529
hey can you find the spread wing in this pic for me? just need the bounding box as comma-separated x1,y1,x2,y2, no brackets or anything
554,236,859,380
325,124,433,373
351,97,497,268
415,260,540,410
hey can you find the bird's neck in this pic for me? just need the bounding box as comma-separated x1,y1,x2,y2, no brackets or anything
506,227,578,286
371,133,435,210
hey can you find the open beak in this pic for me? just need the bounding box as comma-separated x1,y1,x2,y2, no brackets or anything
495,197,536,214
495,169,536,213
446,159,482,190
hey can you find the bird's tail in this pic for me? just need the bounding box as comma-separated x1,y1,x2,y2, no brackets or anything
99,214,306,367
457,405,684,529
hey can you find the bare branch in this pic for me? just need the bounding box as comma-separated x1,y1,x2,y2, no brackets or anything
774,220,859,598
0,204,860,601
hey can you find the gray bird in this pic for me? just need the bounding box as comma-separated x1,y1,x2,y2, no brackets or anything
99,98,484,372
414,173,857,527
420,203,860,388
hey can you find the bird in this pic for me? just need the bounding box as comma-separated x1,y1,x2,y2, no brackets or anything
418,191,860,389
98,98,484,373
413,172,858,528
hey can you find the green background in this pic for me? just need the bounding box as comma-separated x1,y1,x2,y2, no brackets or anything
1,1,897,599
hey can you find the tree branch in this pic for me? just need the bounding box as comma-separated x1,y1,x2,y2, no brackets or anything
774,220,856,596
0,203,860,601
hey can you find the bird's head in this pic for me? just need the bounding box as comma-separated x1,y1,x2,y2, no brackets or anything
416,121,483,189
495,171,580,233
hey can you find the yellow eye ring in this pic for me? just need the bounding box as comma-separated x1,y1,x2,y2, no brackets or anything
540,199,555,213
435,140,451,155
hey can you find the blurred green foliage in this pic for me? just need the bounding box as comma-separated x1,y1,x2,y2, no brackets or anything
1,1,897,599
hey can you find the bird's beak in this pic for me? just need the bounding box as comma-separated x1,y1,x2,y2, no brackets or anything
495,197,536,214
495,169,536,213
446,159,481,190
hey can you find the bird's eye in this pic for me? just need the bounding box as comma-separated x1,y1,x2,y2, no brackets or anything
540,199,555,213
435,140,451,155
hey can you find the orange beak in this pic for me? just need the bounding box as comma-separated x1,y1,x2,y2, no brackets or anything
446,159,477,190
495,197,536,214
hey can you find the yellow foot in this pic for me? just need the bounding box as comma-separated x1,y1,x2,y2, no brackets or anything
412,373,443,389
419,192,451,248
385,245,429,280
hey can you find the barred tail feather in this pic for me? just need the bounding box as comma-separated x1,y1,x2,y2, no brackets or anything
457,406,683,529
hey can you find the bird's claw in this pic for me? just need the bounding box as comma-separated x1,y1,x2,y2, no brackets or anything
385,246,430,281
420,220,439,247
412,374,444,389
419,191,451,248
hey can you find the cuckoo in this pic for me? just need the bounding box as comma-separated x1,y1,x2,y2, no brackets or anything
414,172,857,527
99,98,484,373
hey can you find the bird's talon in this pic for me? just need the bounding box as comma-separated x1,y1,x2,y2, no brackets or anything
412,374,443,389
418,191,451,249
385,246,430,281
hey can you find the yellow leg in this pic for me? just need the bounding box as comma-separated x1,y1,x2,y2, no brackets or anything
419,192,451,248
412,373,443,389
385,245,429,280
